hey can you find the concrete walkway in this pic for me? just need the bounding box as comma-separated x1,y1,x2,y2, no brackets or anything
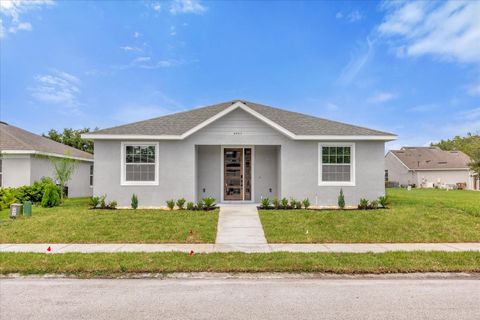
215,204,268,251
1,243,480,254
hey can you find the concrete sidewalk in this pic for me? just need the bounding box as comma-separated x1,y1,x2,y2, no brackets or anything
1,243,480,253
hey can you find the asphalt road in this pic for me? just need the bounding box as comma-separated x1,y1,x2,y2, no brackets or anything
1,277,479,320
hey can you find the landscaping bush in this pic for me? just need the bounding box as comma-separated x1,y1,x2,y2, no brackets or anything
378,195,389,208
338,189,345,209
186,201,195,210
302,198,310,209
196,200,204,211
108,201,117,210
99,195,107,209
0,189,17,210
358,198,369,210
272,197,280,209
131,194,138,210
294,200,302,209
289,198,297,209
166,199,175,210
260,198,270,209
89,196,100,209
202,197,216,210
0,177,59,209
40,184,61,208
369,200,379,210
176,198,186,210
280,197,289,209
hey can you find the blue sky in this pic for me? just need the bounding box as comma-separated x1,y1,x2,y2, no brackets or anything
1,0,479,150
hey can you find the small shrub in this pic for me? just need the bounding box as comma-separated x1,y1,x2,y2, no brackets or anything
358,198,369,210
99,195,107,209
202,197,216,210
289,198,297,209
176,198,186,210
0,189,18,209
196,200,204,211
186,201,195,210
378,195,389,208
302,198,310,209
131,194,138,209
338,189,345,209
369,200,379,210
294,200,302,209
89,196,100,209
272,197,280,209
40,184,61,208
260,198,270,209
166,199,175,210
280,197,289,209
108,200,117,210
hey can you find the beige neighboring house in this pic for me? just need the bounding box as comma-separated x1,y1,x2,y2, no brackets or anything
385,146,479,190
0,121,94,197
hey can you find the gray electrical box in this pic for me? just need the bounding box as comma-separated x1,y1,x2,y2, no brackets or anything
10,203,23,219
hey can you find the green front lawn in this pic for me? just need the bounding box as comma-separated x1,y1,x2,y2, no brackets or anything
0,198,218,243
259,188,480,243
1,251,479,276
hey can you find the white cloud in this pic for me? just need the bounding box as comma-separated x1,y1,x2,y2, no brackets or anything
325,102,339,111
467,83,480,96
408,104,438,113
120,45,142,52
169,0,206,15
0,0,54,38
378,1,480,64
133,31,141,38
335,10,363,22
337,37,375,85
367,92,397,103
150,1,162,12
347,10,363,23
29,70,82,112
113,56,183,70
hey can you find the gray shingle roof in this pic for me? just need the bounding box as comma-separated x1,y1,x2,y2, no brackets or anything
390,147,471,170
91,100,395,137
0,122,93,160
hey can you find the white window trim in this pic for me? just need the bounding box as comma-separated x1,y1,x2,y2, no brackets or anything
120,142,159,186
318,142,356,186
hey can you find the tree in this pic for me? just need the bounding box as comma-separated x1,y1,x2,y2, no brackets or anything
48,154,77,203
44,128,96,154
432,132,480,176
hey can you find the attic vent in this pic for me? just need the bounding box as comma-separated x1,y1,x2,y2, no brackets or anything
438,161,447,164
233,132,242,135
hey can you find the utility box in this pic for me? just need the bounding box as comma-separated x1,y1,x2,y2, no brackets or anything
10,203,23,219
23,201,32,217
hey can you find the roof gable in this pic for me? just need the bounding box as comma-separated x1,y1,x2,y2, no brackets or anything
388,147,471,170
84,100,397,141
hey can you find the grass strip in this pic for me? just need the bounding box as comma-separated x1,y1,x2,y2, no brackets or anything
1,251,479,277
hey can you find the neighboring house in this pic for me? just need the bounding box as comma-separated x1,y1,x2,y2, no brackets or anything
385,146,479,190
83,100,396,207
0,122,94,197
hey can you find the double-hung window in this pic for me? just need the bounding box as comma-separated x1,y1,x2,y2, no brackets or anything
89,164,94,187
318,143,355,186
121,142,159,185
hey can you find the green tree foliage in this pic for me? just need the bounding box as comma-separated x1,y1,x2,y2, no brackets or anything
41,184,61,208
48,155,77,203
431,132,480,175
44,128,96,154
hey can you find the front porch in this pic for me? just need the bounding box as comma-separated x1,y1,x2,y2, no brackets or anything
196,145,281,203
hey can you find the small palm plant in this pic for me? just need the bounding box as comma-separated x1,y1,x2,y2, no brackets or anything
166,199,175,210
186,201,195,210
280,197,289,209
378,195,389,208
302,198,310,209
272,197,280,209
202,197,216,210
260,198,270,209
176,198,186,210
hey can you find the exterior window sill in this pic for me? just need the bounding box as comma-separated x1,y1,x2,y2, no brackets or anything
318,182,355,187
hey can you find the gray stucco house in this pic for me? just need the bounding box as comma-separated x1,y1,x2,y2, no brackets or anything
0,122,93,197
83,100,396,207
385,146,479,190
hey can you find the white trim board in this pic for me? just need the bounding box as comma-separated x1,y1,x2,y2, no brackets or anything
0,150,93,162
83,102,397,141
